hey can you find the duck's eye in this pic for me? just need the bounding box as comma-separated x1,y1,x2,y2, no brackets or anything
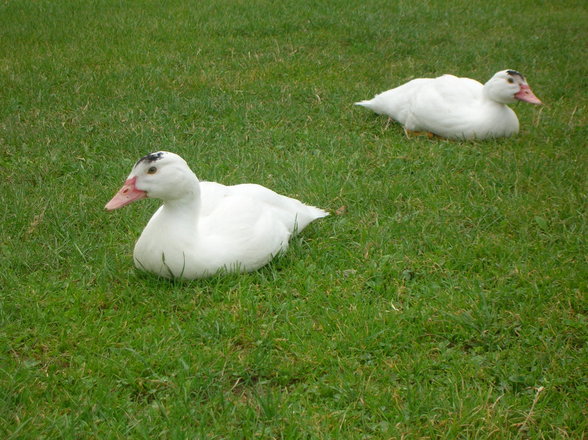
147,166,157,174
507,77,514,84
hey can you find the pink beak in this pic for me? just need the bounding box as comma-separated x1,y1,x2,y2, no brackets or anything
514,84,542,105
105,176,147,211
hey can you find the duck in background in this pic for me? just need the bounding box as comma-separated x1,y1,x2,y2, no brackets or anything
355,70,541,140
106,151,328,279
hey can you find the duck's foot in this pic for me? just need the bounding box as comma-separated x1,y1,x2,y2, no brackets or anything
404,128,435,139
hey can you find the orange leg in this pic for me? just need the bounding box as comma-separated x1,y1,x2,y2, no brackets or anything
403,127,435,138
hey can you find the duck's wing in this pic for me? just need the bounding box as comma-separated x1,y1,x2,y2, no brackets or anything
407,75,485,137
201,182,327,231
196,190,292,271
197,182,327,269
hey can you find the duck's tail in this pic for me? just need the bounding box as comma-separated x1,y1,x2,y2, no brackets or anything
308,206,329,220
354,100,372,108
293,205,329,234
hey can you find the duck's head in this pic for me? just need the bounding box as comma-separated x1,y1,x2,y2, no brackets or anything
105,151,198,210
485,70,542,105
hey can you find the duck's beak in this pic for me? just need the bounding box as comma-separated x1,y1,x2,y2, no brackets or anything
105,176,147,211
515,84,542,104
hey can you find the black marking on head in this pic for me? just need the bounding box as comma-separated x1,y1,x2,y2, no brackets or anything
134,152,164,168
506,70,525,80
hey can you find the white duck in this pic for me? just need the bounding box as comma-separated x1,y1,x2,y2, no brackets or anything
355,70,542,140
105,151,328,279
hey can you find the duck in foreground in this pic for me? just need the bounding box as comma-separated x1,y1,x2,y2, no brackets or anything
105,152,328,279
355,70,542,140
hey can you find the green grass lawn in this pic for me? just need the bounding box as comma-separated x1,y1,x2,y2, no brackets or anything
1,0,587,438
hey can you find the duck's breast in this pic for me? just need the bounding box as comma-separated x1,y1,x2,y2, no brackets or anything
133,206,203,278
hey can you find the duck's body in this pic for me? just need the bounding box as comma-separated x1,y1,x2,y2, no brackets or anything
106,152,328,279
355,70,541,140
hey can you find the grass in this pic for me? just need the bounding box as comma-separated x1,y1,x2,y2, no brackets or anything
1,0,587,438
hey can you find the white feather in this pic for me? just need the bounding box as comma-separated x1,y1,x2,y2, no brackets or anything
356,70,541,140
106,152,328,279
